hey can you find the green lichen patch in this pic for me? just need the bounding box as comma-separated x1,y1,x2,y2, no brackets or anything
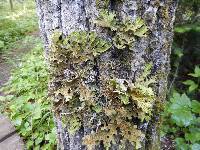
94,10,148,49
48,30,112,81
81,63,156,150
50,31,112,64
49,30,156,148
83,121,145,150
48,31,113,136
109,63,156,121
49,8,153,149
94,10,117,30
95,0,110,9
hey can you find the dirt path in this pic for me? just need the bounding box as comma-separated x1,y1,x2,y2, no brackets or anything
0,31,40,150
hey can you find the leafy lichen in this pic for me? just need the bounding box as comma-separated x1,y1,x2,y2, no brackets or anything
49,8,154,150
95,0,110,9
83,121,145,150
50,31,112,64
94,10,148,49
82,63,156,150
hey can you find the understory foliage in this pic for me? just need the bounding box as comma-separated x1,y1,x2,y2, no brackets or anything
161,47,200,150
0,0,38,52
161,0,200,148
0,1,56,149
49,7,155,150
162,75,200,149
0,44,56,150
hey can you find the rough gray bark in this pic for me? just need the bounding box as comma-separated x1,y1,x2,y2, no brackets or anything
36,0,178,149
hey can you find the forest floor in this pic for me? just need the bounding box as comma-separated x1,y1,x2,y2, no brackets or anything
0,31,40,150
0,31,39,95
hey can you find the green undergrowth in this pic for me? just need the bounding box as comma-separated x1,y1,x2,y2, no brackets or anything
162,92,200,150
3,35,42,58
0,0,38,53
175,24,200,33
0,43,56,150
162,61,200,149
161,1,200,147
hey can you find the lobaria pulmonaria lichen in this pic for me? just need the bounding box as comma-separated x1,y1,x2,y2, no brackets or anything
94,10,148,49
82,63,156,150
49,7,155,150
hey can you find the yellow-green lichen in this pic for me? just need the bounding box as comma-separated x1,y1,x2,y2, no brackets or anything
94,10,148,49
49,8,153,150
83,121,145,150
81,63,156,150
94,10,117,29
96,0,110,9
50,31,112,64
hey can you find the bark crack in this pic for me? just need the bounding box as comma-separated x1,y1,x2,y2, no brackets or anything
58,0,62,31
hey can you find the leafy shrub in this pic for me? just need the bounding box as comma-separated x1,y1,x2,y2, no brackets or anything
0,40,4,49
162,66,200,150
183,66,200,92
0,44,56,150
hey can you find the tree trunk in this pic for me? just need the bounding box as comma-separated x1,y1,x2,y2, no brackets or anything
9,0,13,11
36,0,178,150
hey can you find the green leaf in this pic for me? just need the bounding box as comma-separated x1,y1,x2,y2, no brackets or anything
190,144,200,150
189,66,200,78
185,126,200,143
24,122,30,128
171,110,193,127
41,144,52,150
32,104,42,120
13,117,22,126
170,93,191,107
5,95,15,100
169,93,193,126
175,26,192,33
191,100,200,114
174,47,183,58
175,138,190,150
183,80,198,92
0,40,4,48
26,140,34,149
34,145,40,150
45,128,57,144
185,127,200,143
185,133,200,143
24,103,34,111
35,136,44,145
0,96,6,101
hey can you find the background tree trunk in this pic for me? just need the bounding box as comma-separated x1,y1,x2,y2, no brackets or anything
36,0,178,149
9,0,13,11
